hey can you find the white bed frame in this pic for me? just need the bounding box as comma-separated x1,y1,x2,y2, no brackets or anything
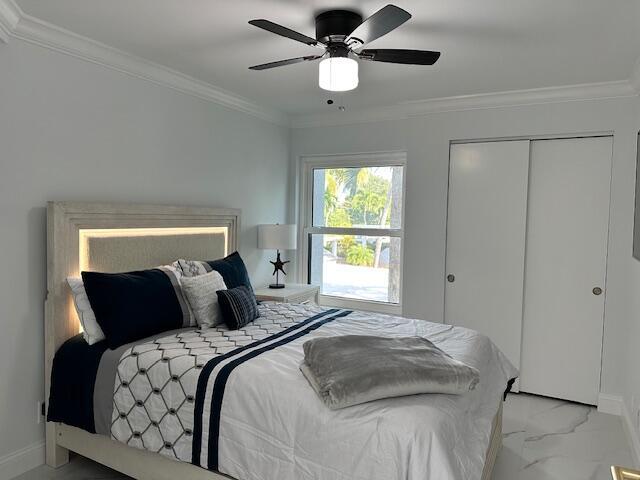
45,201,502,480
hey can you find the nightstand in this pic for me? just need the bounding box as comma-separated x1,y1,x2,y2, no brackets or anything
254,283,320,305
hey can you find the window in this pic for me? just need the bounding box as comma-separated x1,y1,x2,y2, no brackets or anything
300,153,405,314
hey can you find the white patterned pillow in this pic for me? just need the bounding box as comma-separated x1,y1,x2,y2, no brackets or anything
67,277,105,345
180,270,227,327
177,259,209,277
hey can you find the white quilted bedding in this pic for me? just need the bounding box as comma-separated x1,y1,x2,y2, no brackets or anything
108,303,517,480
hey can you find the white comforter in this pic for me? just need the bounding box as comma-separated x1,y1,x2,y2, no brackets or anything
111,304,517,480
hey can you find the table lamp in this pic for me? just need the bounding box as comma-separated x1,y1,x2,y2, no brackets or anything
258,224,297,289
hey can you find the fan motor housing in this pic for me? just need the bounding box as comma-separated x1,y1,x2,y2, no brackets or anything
315,10,363,44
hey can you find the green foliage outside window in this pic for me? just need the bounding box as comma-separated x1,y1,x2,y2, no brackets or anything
338,235,356,257
323,168,389,227
320,166,397,267
346,244,374,267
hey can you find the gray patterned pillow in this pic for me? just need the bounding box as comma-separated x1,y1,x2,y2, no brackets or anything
177,259,209,277
180,270,227,328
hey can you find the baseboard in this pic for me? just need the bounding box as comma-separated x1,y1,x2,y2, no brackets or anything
621,400,640,468
598,393,624,415
0,440,45,479
598,393,640,468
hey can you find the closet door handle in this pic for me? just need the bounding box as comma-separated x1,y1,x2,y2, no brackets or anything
592,287,603,296
447,274,455,283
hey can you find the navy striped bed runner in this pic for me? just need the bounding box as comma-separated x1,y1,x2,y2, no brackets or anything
192,308,352,470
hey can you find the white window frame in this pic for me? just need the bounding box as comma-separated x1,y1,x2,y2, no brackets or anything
298,151,407,315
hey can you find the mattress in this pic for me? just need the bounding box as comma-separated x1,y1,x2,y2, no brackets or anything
48,302,517,480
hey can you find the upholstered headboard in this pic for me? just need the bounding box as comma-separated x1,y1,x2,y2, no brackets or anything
79,227,227,273
44,202,240,463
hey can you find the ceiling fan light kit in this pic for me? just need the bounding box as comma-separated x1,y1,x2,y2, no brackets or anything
319,56,358,91
248,4,441,93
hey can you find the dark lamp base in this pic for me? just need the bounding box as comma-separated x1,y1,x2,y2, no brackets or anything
269,283,286,289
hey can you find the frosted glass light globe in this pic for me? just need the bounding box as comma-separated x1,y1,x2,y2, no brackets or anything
318,57,359,92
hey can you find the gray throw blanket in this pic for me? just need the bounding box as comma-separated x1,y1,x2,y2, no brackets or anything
300,335,480,409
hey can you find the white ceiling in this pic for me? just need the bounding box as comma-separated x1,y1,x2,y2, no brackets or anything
15,0,640,115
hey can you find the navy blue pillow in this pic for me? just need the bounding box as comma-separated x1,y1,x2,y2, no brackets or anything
206,251,254,292
217,286,260,330
81,268,191,349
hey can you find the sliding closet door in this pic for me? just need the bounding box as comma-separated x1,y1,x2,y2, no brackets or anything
445,141,530,370
520,137,612,405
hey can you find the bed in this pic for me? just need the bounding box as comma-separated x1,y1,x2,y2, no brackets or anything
45,201,516,480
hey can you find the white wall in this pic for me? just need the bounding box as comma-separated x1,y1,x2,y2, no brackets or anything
625,96,640,454
0,38,290,472
291,96,639,414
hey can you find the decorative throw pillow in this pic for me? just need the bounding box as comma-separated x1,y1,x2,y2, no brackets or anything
178,251,254,292
180,270,227,328
82,266,193,349
66,277,106,345
177,259,209,277
216,286,260,330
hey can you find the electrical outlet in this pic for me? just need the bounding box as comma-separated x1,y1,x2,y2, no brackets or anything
37,401,44,424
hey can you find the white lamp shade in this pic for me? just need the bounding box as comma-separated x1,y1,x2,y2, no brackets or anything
318,57,359,92
258,224,297,250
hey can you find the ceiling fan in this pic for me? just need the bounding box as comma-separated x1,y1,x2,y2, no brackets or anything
248,4,441,92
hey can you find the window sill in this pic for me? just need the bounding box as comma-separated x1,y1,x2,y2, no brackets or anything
317,294,402,316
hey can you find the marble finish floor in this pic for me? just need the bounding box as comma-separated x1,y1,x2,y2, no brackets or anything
15,393,636,480
494,393,635,480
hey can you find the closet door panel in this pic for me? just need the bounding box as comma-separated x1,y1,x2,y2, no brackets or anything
519,137,612,405
445,141,530,370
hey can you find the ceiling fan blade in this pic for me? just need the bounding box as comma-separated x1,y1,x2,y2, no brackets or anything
249,55,323,70
359,49,441,65
346,5,411,47
249,19,324,48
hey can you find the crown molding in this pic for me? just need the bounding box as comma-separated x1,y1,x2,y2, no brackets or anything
292,80,639,128
632,58,640,94
404,80,638,115
0,0,288,125
0,0,19,42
